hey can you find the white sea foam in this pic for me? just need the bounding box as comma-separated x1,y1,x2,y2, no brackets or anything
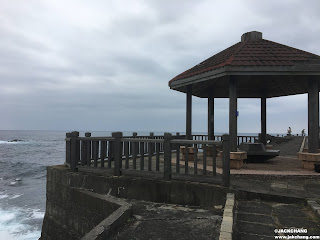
0,140,26,144
9,194,22,200
0,207,41,240
30,209,45,219
0,194,9,199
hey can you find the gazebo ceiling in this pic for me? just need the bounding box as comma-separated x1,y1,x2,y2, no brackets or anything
168,31,320,98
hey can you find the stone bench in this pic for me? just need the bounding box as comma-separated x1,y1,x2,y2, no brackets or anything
239,143,279,162
180,145,218,161
230,151,247,169
297,152,320,170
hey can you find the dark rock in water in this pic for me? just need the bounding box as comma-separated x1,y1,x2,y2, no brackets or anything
8,139,23,142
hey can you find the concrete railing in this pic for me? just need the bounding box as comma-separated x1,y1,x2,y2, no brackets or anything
65,132,231,187
192,134,258,146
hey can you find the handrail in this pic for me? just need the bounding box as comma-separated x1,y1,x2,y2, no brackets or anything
122,138,164,143
171,139,221,145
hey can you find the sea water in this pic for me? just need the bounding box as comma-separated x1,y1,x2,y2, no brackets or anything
0,130,261,240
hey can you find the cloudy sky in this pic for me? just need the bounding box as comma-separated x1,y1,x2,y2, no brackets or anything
1,0,319,134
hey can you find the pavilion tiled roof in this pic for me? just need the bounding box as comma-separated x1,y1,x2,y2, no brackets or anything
169,37,320,84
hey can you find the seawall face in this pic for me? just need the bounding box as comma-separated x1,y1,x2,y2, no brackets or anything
41,165,227,239
40,166,121,240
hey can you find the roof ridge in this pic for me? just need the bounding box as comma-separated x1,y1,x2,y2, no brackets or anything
224,41,245,65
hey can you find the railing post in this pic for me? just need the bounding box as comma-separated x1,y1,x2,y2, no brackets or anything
70,131,79,172
150,132,154,152
112,132,123,176
85,132,91,166
81,137,87,166
163,132,172,180
65,132,72,166
148,132,154,171
222,134,230,187
132,132,137,169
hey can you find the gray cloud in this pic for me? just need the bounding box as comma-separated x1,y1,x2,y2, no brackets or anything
0,0,318,134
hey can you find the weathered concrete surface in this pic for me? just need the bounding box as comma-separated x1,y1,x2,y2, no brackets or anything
41,165,227,239
234,200,320,239
47,165,227,208
82,200,132,240
231,176,320,199
40,166,133,240
109,200,222,240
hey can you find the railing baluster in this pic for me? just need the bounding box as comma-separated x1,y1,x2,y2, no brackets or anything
81,140,86,166
132,132,137,169
212,144,216,176
101,140,106,168
148,133,154,171
70,131,79,172
163,133,172,180
140,141,144,170
156,142,160,171
85,132,91,166
133,142,137,169
184,145,189,174
194,144,198,175
125,141,129,169
93,140,98,167
112,132,122,176
122,140,125,157
108,141,112,168
176,143,180,173
76,134,80,166
148,141,152,171
65,133,71,166
203,144,207,175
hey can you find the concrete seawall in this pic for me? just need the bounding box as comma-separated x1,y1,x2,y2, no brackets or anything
40,165,227,239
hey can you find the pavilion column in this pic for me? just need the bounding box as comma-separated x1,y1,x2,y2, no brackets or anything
208,92,214,140
229,76,237,152
308,78,319,153
186,85,192,140
261,96,267,145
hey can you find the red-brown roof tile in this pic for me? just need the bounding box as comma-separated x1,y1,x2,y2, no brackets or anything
169,38,320,84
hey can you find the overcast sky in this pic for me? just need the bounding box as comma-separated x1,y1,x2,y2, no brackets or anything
1,0,319,134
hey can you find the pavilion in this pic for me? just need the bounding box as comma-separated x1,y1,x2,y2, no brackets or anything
168,31,320,154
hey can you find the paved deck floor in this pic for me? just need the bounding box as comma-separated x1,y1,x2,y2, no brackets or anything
234,200,320,239
109,200,222,240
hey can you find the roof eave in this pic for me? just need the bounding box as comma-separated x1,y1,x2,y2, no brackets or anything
169,65,320,90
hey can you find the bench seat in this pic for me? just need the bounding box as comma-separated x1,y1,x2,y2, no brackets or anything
239,143,279,162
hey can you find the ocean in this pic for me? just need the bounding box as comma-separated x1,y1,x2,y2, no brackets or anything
0,130,261,240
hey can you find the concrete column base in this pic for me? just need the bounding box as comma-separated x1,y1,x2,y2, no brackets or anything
180,146,195,161
302,148,320,153
202,145,215,157
297,152,320,170
230,152,247,169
